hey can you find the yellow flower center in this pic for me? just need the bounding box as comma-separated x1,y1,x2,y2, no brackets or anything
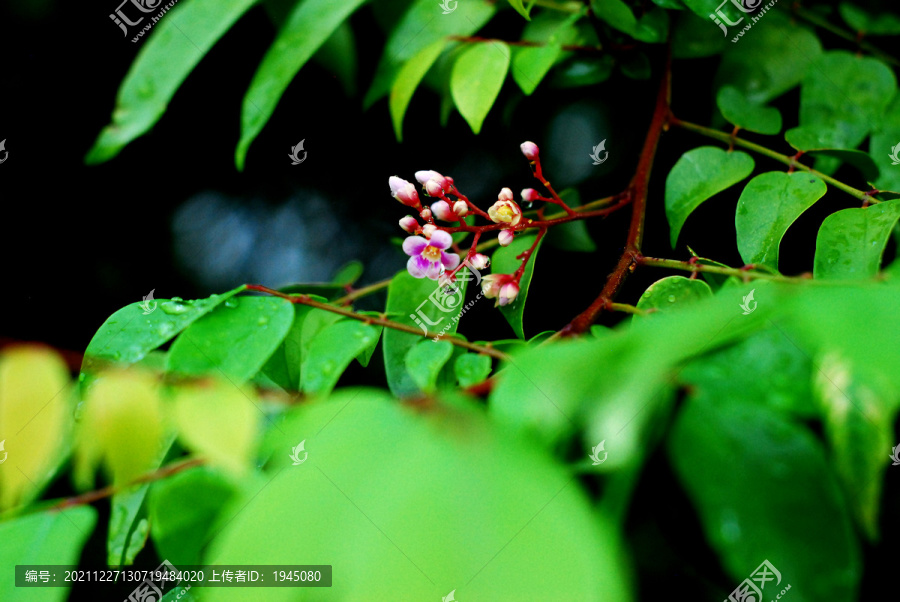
496,206,513,221
422,245,442,262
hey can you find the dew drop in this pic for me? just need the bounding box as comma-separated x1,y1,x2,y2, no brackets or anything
224,298,239,309
158,322,175,337
161,301,189,315
667,295,676,303
257,316,269,326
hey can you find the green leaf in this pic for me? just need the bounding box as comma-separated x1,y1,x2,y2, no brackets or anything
591,0,637,34
506,0,532,20
735,171,827,270
716,85,782,134
383,271,468,396
798,51,897,174
206,391,633,601
82,287,245,373
784,127,881,182
450,42,510,134
108,485,151,567
715,11,822,104
631,6,670,43
86,0,258,164
390,39,447,141
550,54,614,88
0,507,97,602
167,296,294,384
813,352,897,541
236,0,367,169
149,466,240,566
364,0,497,108
870,96,900,192
813,200,900,280
311,20,357,96
839,3,900,36
301,321,381,395
491,234,544,339
511,44,560,96
454,353,493,387
665,147,755,247
635,276,713,314
405,340,454,392
672,10,724,59
618,52,651,80
259,300,330,391
668,394,861,600
685,246,738,290
331,260,364,286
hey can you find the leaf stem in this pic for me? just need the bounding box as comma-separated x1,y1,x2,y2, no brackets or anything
245,285,509,360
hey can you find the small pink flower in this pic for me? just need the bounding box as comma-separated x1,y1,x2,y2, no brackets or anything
520,141,539,161
399,215,419,233
469,253,490,270
498,187,514,202
521,188,540,202
453,200,468,217
389,176,420,207
415,170,443,185
499,282,520,306
488,199,523,226
498,229,515,246
420,207,432,220
481,273,518,306
431,200,454,221
424,179,444,197
403,230,460,280
422,224,437,238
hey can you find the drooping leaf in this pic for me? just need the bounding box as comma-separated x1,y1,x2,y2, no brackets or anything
311,21,357,96
0,347,72,510
813,200,900,279
735,171,827,269
383,271,468,396
668,393,861,600
301,321,381,395
716,85,782,135
167,296,294,384
672,9,725,59
635,276,713,314
591,0,637,34
364,0,497,108
108,484,151,567
813,352,896,541
205,390,633,601
172,380,260,477
797,51,897,174
506,0,532,20
86,0,259,164
784,127,881,182
390,39,448,141
839,3,900,36
450,42,510,134
550,54,614,88
714,11,822,104
82,287,245,375
405,340,454,393
74,370,164,489
235,0,368,169
510,8,584,96
454,353,493,387
331,260,364,286
259,298,331,391
491,234,545,339
149,466,240,565
870,96,900,192
0,507,97,602
665,146,755,247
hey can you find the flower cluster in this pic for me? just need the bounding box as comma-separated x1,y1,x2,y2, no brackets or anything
388,141,552,308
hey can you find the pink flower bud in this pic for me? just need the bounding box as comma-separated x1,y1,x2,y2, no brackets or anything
498,187,514,202
498,229,515,247
521,188,540,202
422,224,437,239
488,199,523,226
424,179,444,197
415,170,443,185
499,282,520,307
520,141,539,161
469,253,490,270
431,200,454,221
399,215,419,233
453,200,468,217
420,207,432,220
481,274,508,299
389,176,420,207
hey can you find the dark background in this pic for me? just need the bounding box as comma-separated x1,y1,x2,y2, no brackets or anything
0,0,896,600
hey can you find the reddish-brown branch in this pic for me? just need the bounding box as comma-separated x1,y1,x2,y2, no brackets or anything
560,47,672,336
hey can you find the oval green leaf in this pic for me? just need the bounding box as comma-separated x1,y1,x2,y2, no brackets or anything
301,320,381,395
390,39,448,142
405,340,454,393
635,276,713,314
716,86,782,135
450,42,510,135
813,200,900,279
